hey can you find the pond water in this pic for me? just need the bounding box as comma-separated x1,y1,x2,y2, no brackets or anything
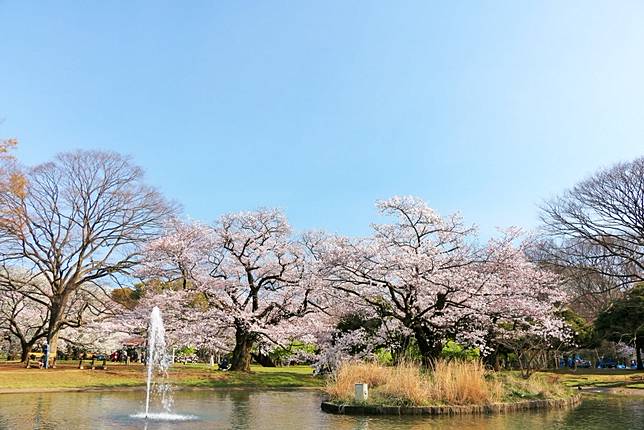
0,390,641,430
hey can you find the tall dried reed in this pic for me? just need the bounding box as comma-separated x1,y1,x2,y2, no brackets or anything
428,359,503,405
378,361,431,405
324,361,390,403
326,359,505,406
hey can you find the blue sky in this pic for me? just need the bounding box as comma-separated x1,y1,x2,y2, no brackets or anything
1,1,643,238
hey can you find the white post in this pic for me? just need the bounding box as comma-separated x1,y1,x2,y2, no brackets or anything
355,383,368,402
210,355,215,367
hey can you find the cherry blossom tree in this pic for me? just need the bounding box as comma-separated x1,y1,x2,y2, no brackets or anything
0,268,122,362
314,196,569,367
58,317,131,357
136,196,569,371
140,210,321,371
474,233,571,374
0,289,49,361
121,288,234,353
311,314,411,373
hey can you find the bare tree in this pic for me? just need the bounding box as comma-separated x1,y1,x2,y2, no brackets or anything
530,238,625,320
0,150,174,363
540,157,644,289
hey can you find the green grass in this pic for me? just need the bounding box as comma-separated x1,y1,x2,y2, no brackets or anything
0,361,322,391
175,363,322,388
3,360,641,395
626,383,644,389
544,368,644,391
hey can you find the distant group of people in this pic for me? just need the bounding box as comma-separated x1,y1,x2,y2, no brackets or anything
109,349,138,363
560,355,639,369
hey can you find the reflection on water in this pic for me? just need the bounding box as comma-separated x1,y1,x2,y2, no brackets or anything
0,390,641,430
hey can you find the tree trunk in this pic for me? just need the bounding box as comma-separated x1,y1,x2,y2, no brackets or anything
413,325,442,367
518,352,532,378
19,342,33,363
391,334,412,365
251,352,276,367
636,338,643,370
483,346,501,371
494,353,501,371
5,336,15,361
46,330,60,368
45,294,68,366
230,325,254,372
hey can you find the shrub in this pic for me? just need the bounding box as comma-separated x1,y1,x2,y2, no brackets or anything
440,340,480,361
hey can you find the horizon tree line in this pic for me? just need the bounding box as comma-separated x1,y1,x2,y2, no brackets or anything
0,143,642,370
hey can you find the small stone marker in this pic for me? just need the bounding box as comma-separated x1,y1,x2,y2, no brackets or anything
355,383,369,402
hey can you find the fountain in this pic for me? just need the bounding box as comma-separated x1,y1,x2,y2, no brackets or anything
144,306,170,417
131,306,196,422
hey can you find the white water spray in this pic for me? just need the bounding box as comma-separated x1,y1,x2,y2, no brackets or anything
131,306,196,422
144,306,171,418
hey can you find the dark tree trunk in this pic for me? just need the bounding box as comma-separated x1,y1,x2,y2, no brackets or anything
251,352,276,367
230,324,255,372
483,345,501,371
413,325,442,367
4,336,15,361
636,338,643,370
20,342,33,363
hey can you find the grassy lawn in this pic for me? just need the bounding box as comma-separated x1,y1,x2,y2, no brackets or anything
3,360,641,395
0,361,322,391
545,368,644,390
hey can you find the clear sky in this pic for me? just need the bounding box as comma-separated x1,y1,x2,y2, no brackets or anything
1,1,643,238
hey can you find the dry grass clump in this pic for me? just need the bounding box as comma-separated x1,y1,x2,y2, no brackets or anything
429,360,503,405
325,360,505,406
379,361,431,405
325,361,389,403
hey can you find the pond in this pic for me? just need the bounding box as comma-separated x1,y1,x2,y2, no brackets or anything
0,389,642,429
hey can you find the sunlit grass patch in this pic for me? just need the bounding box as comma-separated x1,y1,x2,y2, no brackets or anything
549,369,644,389
0,361,322,390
